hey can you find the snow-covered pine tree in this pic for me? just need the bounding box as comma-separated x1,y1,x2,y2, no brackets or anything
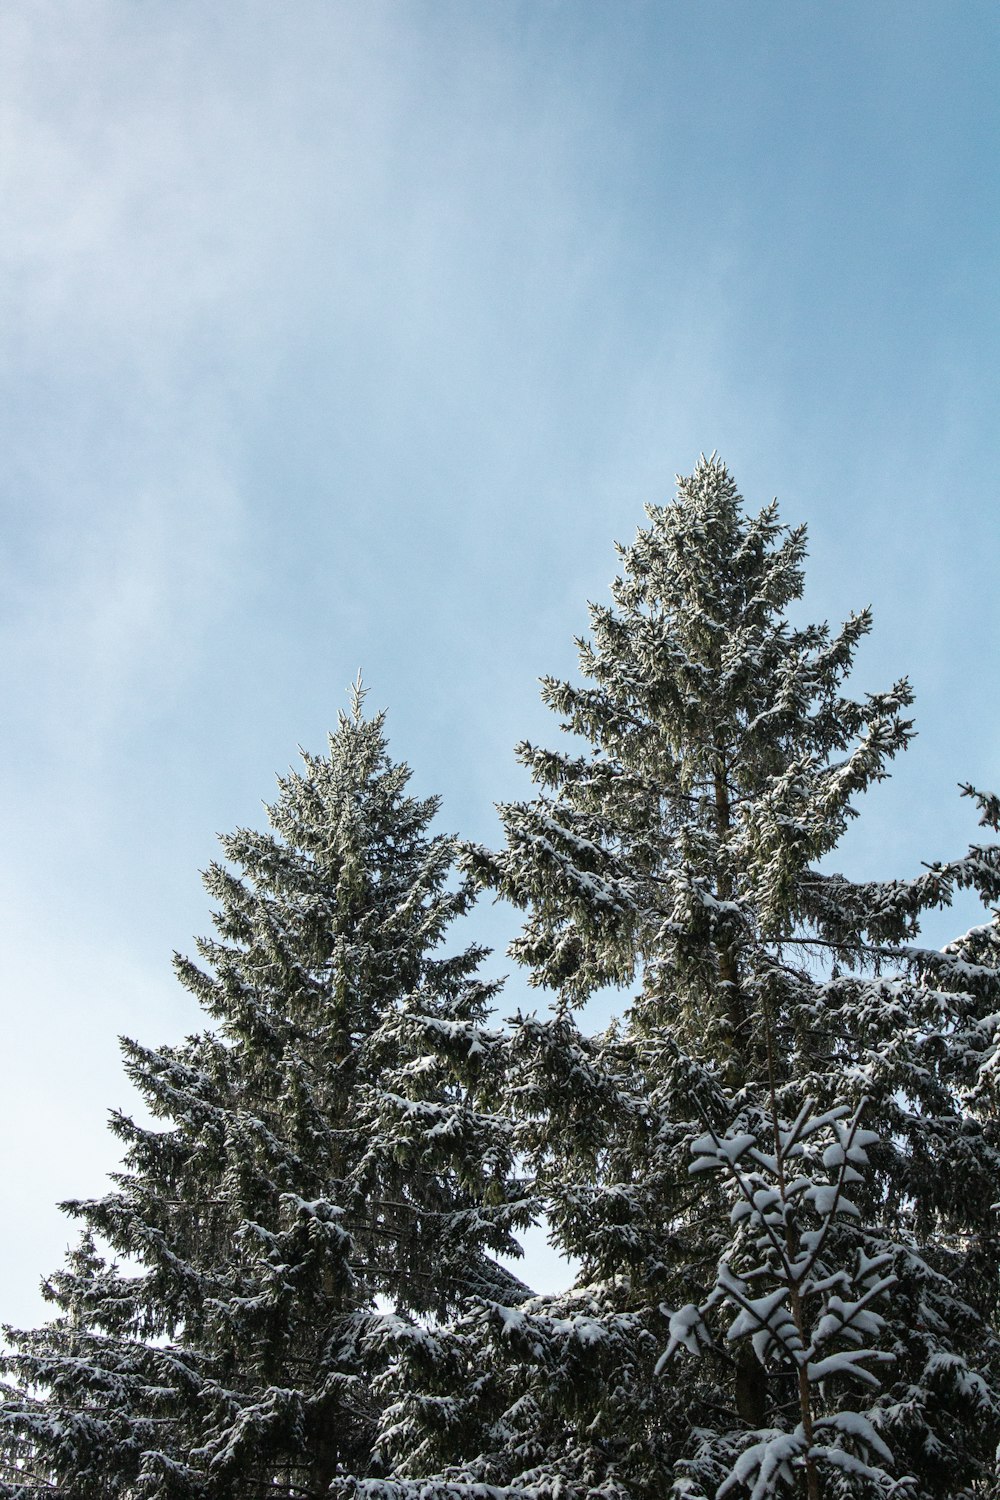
0,689,527,1500
371,458,1000,1500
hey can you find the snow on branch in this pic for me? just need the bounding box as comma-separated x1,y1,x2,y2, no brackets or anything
660,1101,911,1499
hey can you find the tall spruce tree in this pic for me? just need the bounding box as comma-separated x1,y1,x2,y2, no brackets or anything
370,458,1000,1500
0,690,527,1500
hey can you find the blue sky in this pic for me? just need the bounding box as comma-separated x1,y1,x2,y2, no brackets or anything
2,0,998,1323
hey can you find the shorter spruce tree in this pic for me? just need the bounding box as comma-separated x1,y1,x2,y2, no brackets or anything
0,690,527,1499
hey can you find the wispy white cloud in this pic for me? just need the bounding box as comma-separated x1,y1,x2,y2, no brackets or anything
1,4,389,359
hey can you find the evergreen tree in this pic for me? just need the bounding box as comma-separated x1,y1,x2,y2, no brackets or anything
0,690,527,1499
373,458,1000,1499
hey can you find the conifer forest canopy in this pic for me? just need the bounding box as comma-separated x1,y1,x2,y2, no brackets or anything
2,457,998,1500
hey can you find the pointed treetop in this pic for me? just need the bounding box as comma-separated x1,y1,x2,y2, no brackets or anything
349,669,369,724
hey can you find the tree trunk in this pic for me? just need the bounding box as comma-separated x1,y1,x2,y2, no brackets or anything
734,1344,768,1427
713,752,748,1080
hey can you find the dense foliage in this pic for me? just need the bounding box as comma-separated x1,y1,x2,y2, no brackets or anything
370,458,1000,1500
3,460,998,1500
0,692,526,1498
